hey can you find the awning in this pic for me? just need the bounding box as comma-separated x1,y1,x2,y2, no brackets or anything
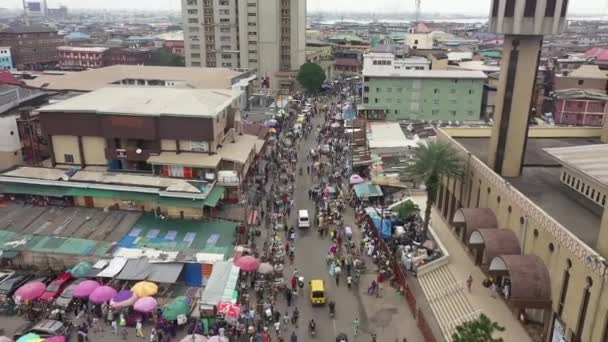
0,183,70,198
204,186,225,207
452,208,498,240
147,152,222,169
200,260,240,306
353,182,383,199
147,263,184,283
116,258,153,280
97,257,128,278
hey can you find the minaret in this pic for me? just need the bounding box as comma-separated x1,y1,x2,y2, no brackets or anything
487,0,568,177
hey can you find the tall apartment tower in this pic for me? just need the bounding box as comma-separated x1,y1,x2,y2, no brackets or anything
487,0,568,177
182,0,306,89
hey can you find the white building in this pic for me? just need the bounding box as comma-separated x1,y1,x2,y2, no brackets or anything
182,0,306,89
23,0,48,17
0,116,22,170
363,52,430,76
405,33,433,50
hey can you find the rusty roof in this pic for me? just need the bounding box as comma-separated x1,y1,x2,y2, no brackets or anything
469,228,521,265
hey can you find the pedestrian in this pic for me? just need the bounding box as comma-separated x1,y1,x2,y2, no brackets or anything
367,280,377,295
490,282,498,298
136,319,144,338
286,288,292,306
290,331,298,342
285,242,290,255
274,320,281,335
112,318,118,335
283,312,290,330
291,276,297,291
291,308,299,327
466,275,473,293
353,317,360,336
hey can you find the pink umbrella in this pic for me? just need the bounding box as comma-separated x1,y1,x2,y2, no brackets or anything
234,256,260,272
217,302,241,319
110,290,137,308
44,337,67,342
89,285,117,304
350,174,365,185
14,281,46,301
134,296,158,313
73,280,101,298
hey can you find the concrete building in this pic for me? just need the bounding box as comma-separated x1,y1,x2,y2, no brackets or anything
182,0,306,89
405,32,434,50
334,50,363,76
0,116,23,170
553,89,608,127
0,47,13,70
363,52,430,72
23,0,47,18
0,25,62,70
555,65,608,95
58,46,109,70
429,2,608,342
360,67,486,122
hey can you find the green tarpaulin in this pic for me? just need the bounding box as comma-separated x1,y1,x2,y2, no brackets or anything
0,183,70,198
353,182,383,199
204,186,225,208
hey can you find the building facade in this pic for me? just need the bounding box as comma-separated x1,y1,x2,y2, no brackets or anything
0,26,62,70
182,0,306,89
360,70,486,122
58,46,108,69
555,65,608,95
553,90,608,127
0,47,13,70
23,0,48,17
334,50,363,76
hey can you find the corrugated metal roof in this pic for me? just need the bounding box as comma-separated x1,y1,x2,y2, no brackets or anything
544,144,608,186
147,263,184,283
116,258,152,280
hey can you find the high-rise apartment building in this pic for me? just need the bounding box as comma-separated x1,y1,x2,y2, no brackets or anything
182,0,306,89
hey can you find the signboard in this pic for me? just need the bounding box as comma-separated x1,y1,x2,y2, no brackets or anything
191,141,209,152
551,317,567,342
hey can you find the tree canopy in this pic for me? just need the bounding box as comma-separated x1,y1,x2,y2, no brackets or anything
452,314,505,342
148,48,185,67
296,62,326,94
405,141,463,236
397,199,420,221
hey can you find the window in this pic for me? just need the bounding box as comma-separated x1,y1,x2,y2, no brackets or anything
64,154,74,163
191,44,200,49
247,2,256,6
469,89,474,94
387,98,392,103
220,36,231,42
249,59,258,63
578,79,584,85
467,110,475,116
432,110,439,115
219,9,230,15
450,110,457,116
434,88,439,94
191,61,201,66
524,0,537,17
545,0,557,16
222,53,232,59
410,102,420,111
191,53,200,58
248,32,257,36
187,9,198,15
397,87,403,92
248,22,257,26
376,87,381,92
374,98,378,103
187,0,197,5
433,99,440,105
396,98,401,104
248,12,256,16
188,18,199,23
220,27,230,33
450,89,457,94
450,99,457,105
189,27,199,32
220,18,230,23
505,0,516,17
221,45,231,50
387,88,392,93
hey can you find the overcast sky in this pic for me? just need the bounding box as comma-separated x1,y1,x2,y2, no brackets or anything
1,0,602,15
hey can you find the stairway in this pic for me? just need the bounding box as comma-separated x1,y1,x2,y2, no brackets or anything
418,265,479,341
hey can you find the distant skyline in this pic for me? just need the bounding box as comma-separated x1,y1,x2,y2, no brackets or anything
1,0,604,16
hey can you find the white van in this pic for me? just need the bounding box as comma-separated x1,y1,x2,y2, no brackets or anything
298,210,310,228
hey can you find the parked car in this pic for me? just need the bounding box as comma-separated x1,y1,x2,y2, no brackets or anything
55,279,82,308
40,273,74,301
13,319,70,340
0,274,34,300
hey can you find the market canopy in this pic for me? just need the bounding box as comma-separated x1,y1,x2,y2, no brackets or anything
353,182,383,200
200,260,240,306
365,207,392,241
97,257,128,278
116,258,152,280
147,263,184,283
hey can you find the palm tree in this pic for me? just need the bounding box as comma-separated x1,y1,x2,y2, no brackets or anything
452,313,505,342
406,141,463,237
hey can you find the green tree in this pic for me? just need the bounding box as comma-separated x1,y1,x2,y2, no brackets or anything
397,199,420,221
296,62,326,94
405,141,463,236
452,314,505,342
148,48,185,67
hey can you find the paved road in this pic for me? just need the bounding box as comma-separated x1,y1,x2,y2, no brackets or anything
260,100,375,342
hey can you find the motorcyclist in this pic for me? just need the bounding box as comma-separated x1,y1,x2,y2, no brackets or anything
329,301,336,318
309,319,316,334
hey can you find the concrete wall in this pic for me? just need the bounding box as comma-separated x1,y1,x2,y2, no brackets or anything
436,128,608,342
555,77,608,94
0,150,22,171
74,196,204,219
257,0,280,81
442,126,604,138
52,135,80,165
82,136,106,166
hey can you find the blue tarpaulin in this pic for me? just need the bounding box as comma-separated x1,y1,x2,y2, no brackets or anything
365,208,393,241
184,262,202,287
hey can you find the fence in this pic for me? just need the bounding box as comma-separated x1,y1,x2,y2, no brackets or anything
364,215,438,342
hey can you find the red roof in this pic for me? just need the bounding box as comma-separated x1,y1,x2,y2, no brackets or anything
584,47,608,59
415,23,431,33
335,58,361,67
0,71,22,86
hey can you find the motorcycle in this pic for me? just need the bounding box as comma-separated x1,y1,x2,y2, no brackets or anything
309,321,316,337
329,301,335,319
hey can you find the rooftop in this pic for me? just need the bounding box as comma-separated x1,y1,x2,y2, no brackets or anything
558,65,608,80
455,136,603,248
553,89,608,101
544,144,608,186
363,68,487,80
1,25,57,34
58,46,109,53
154,30,184,41
368,122,421,149
24,65,243,91
37,87,240,118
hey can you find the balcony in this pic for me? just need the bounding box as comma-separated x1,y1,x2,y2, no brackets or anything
105,147,158,162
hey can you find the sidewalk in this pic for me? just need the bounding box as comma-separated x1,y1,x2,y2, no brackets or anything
358,273,425,341
410,195,533,342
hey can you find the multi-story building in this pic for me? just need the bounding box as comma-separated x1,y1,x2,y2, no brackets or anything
555,65,608,94
182,0,306,89
405,32,434,50
553,89,608,127
106,48,150,66
0,47,13,70
334,50,363,76
58,46,109,70
0,25,62,70
363,52,430,72
360,58,486,122
47,5,68,19
23,0,47,18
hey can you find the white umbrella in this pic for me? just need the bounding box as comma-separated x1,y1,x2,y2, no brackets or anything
257,262,274,274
